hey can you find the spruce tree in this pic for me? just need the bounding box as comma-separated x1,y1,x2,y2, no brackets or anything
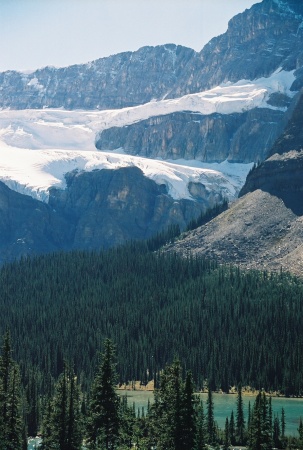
0,332,23,450
41,363,83,450
206,388,217,445
86,339,120,450
181,371,196,450
273,415,281,449
194,400,206,450
223,417,230,450
298,417,303,450
149,359,197,450
248,392,272,450
229,410,235,447
236,384,245,445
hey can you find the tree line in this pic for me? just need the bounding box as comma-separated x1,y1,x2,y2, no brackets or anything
2,335,303,450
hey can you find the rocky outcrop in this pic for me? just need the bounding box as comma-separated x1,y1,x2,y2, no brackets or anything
0,166,212,264
165,189,303,276
96,108,284,163
165,91,303,276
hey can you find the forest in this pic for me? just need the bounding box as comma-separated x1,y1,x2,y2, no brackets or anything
1,335,303,450
0,233,303,448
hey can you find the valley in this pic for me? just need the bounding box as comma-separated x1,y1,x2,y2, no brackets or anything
1,0,303,448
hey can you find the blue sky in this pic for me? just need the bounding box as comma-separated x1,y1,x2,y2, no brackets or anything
0,0,260,72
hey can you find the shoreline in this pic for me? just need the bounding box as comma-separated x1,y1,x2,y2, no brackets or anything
117,381,303,399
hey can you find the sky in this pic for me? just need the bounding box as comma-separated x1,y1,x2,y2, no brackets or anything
0,0,261,72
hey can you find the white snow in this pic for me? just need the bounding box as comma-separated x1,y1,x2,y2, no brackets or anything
0,139,251,203
27,77,44,90
0,68,295,203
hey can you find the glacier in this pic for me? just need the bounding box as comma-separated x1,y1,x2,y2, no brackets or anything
0,68,296,204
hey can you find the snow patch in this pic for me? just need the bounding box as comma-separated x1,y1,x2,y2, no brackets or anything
27,77,44,90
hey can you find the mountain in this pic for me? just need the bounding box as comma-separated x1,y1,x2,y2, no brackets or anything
166,89,303,276
1,1,302,111
0,0,303,264
0,165,216,264
96,0,303,163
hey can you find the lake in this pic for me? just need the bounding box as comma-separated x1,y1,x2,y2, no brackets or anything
118,390,303,436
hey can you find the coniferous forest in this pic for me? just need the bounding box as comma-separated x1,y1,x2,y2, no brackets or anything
1,241,303,448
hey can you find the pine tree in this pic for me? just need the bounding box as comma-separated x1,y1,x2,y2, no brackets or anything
194,401,206,450
181,371,197,450
298,417,303,450
236,384,245,445
281,407,286,438
223,417,230,450
248,392,272,450
149,359,197,450
206,388,217,445
86,339,120,450
229,410,235,447
41,363,83,450
0,332,23,450
150,358,184,450
273,415,281,449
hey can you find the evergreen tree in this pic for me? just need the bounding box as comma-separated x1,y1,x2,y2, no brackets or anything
206,388,217,445
229,410,235,447
298,418,303,450
182,371,197,450
281,407,286,438
194,401,206,450
248,392,272,450
150,358,184,450
149,359,197,450
223,417,230,450
41,363,83,450
86,339,120,450
236,384,245,445
273,415,281,449
0,332,23,450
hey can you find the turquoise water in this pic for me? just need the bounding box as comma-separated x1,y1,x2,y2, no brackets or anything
119,390,303,436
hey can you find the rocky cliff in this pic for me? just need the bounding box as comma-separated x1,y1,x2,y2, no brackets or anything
166,89,303,276
0,1,302,111
240,90,303,213
0,45,195,110
170,0,303,97
0,166,211,264
96,108,284,163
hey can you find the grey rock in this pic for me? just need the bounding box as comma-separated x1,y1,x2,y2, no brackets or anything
0,45,195,110
0,167,212,264
96,108,284,163
0,1,303,110
166,90,303,276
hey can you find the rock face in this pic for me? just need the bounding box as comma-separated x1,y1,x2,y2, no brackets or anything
0,166,209,264
0,1,302,111
240,90,303,213
166,89,303,276
0,181,73,264
170,0,303,97
0,45,195,110
96,108,284,163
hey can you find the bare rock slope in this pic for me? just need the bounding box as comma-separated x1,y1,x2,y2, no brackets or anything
167,90,303,276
